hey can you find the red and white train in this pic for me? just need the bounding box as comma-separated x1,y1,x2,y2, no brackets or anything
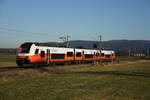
16,42,115,67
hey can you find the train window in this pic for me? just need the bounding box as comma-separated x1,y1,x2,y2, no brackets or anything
76,52,81,57
82,51,84,55
67,52,73,57
101,53,104,57
35,49,39,54
85,54,93,58
51,54,65,59
105,55,111,58
96,53,99,56
40,51,45,57
20,43,32,53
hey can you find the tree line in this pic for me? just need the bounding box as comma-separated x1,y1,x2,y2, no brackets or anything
0,48,17,54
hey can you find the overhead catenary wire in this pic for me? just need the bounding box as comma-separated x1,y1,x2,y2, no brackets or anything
0,27,57,37
0,28,61,43
0,29,54,41
0,30,44,39
0,22,57,37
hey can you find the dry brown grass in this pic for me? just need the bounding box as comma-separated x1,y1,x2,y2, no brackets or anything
0,62,16,68
0,60,148,83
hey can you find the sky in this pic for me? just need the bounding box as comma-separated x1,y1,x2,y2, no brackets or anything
0,0,150,48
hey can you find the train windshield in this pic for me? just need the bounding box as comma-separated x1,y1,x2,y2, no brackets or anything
20,43,32,53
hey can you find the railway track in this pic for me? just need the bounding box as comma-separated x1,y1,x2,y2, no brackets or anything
0,66,32,72
0,61,119,72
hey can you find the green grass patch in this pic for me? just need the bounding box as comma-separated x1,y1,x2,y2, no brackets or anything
115,56,143,62
0,61,150,100
0,55,16,62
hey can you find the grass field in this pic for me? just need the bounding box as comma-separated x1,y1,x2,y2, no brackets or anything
0,60,150,100
0,54,16,62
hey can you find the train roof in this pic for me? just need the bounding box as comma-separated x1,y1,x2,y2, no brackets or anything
21,42,115,53
102,50,115,54
22,42,64,47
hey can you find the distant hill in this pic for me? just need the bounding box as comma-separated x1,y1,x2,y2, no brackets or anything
69,40,150,50
68,40,150,56
45,40,150,53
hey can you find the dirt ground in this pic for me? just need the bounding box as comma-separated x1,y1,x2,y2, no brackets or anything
0,62,17,68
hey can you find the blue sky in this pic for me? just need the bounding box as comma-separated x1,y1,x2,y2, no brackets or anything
0,0,150,48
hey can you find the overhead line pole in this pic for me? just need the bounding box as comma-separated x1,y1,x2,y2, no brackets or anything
66,35,70,48
59,34,71,48
98,35,102,63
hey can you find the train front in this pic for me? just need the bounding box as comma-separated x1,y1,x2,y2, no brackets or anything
16,43,33,67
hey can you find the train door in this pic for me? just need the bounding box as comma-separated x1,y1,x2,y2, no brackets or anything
47,49,50,64
73,48,76,61
82,51,84,60
40,50,45,62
